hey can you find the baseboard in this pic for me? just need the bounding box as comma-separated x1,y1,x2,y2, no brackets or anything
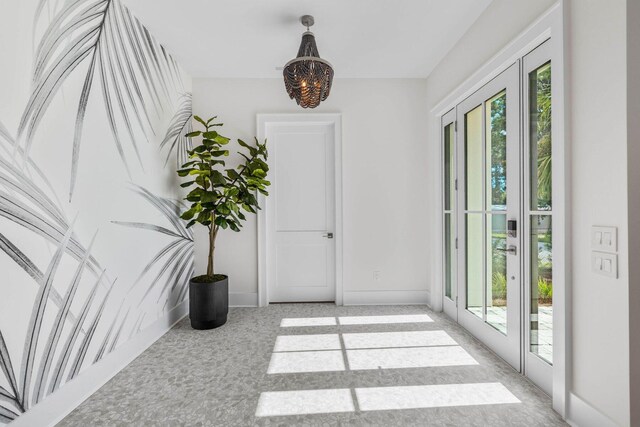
566,392,619,427
230,292,258,307
10,300,188,427
342,290,430,306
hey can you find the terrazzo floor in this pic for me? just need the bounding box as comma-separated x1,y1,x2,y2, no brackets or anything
59,304,567,426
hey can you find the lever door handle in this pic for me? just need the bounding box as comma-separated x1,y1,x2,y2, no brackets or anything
496,245,517,255
322,232,334,239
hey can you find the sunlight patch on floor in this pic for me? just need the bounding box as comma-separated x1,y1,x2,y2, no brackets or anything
338,314,433,325
342,330,457,349
347,346,478,370
355,382,520,411
280,317,337,327
267,350,346,374
255,389,355,417
273,334,341,352
255,383,520,417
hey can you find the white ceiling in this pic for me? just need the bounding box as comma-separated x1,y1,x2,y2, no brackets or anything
123,0,492,78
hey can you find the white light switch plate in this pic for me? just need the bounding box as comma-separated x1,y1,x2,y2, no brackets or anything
591,226,617,252
592,251,618,278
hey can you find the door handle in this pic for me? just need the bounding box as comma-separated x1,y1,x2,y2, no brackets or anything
496,245,517,255
322,232,334,239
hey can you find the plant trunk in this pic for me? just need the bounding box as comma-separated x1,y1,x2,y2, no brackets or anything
207,225,217,276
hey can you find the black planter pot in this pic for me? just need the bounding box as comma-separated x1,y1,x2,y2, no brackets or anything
189,276,229,330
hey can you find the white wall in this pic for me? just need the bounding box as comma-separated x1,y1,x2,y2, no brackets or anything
567,2,629,425
192,78,430,304
424,0,630,425
0,1,192,424
627,2,640,425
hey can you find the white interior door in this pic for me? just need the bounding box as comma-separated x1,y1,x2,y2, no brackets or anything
264,121,336,303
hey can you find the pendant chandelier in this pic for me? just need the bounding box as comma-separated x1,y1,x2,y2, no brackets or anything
283,15,334,109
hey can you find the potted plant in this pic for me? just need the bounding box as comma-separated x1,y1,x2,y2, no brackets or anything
178,116,270,329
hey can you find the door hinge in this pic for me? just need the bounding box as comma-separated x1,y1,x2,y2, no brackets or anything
455,238,458,250
454,120,458,132
455,296,458,307
454,179,458,191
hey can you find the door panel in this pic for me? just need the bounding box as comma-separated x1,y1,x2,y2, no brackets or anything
442,109,457,320
266,123,336,303
275,133,327,231
456,62,521,371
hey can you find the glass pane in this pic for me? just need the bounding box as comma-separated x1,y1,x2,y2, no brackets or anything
530,215,553,364
444,214,454,299
486,91,507,211
466,214,483,319
465,106,483,211
487,214,507,334
444,123,455,211
529,62,552,210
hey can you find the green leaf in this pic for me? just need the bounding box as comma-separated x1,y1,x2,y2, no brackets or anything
203,131,218,139
211,170,227,185
177,168,194,177
192,145,208,153
214,217,228,229
201,191,217,203
226,169,240,180
186,131,201,138
196,211,212,224
180,180,195,188
252,169,266,178
217,204,231,215
214,135,230,145
181,206,198,220
194,116,207,126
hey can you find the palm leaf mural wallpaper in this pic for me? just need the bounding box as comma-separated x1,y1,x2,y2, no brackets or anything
0,0,193,423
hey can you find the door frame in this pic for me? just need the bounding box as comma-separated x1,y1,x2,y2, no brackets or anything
256,114,343,307
430,1,568,416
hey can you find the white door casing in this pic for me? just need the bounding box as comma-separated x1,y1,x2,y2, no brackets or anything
257,114,343,306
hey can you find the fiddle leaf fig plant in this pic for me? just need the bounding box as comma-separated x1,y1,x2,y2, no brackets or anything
178,115,270,281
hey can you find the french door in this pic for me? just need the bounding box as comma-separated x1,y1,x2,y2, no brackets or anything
442,41,554,393
456,62,521,370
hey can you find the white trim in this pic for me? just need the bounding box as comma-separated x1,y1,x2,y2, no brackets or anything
343,290,429,306
229,292,258,307
566,393,618,427
256,113,343,307
431,0,568,418
10,300,188,427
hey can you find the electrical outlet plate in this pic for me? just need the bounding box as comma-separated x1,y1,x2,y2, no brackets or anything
591,251,618,278
591,226,617,252
373,271,381,282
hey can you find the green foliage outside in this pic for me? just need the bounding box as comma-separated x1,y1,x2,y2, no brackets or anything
489,64,553,308
178,116,270,279
533,64,552,209
537,277,553,304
